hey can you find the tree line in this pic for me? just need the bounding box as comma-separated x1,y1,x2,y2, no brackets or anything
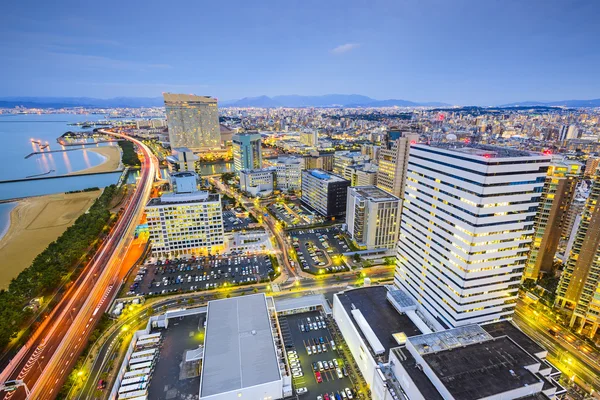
118,140,141,166
0,185,119,350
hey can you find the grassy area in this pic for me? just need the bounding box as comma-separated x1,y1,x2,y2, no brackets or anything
118,140,141,166
0,185,119,350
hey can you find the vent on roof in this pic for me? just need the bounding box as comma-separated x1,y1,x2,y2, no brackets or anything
251,330,257,335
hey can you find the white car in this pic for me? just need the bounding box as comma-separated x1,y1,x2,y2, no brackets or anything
296,387,308,395
292,371,303,378
336,368,343,379
345,388,353,399
307,346,312,355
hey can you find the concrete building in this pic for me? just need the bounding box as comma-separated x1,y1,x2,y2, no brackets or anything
345,163,378,186
524,160,583,280
300,131,318,147
275,156,302,192
166,147,199,173
163,93,220,152
200,294,283,400
396,143,551,329
345,186,400,250
584,157,600,176
301,169,350,218
239,168,275,197
304,150,334,171
170,171,198,194
146,184,224,257
376,130,418,199
556,174,600,337
232,132,262,172
333,151,369,177
332,285,564,400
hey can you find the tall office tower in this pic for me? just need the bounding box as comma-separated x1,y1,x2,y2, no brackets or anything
558,125,569,142
556,175,600,337
232,132,262,172
163,93,220,152
146,172,224,257
301,169,350,218
275,156,302,192
566,125,579,140
396,143,550,329
376,130,419,199
561,181,590,238
524,160,583,280
345,186,400,250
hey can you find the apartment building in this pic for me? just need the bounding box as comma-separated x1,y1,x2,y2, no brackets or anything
301,169,350,218
376,130,418,199
275,156,302,192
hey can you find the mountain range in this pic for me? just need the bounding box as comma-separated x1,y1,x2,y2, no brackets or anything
1,95,599,109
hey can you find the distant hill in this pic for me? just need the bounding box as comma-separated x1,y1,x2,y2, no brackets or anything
500,99,600,108
224,94,451,108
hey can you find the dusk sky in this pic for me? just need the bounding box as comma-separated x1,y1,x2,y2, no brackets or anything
1,0,599,105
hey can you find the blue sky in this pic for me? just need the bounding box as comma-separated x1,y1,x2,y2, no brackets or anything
1,0,599,105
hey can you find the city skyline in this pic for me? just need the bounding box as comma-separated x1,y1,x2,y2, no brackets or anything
1,0,599,104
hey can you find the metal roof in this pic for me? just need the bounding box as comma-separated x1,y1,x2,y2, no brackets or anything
200,294,281,398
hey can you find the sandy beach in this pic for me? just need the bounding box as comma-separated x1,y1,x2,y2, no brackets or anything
69,146,122,175
0,190,102,289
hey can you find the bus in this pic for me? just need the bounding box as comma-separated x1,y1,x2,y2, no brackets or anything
123,368,151,379
118,382,148,394
128,361,153,371
118,390,147,400
135,338,160,349
129,355,155,366
121,375,149,386
130,349,157,359
137,333,161,341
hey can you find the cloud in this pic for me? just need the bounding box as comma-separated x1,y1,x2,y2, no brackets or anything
330,43,360,55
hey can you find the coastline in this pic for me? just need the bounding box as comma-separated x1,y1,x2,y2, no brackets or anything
68,146,122,176
0,190,102,289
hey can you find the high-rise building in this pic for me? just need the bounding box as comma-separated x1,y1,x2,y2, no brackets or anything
232,132,262,172
333,151,369,177
396,143,550,329
167,147,199,173
584,157,600,176
556,175,600,337
376,130,418,199
146,172,224,257
301,169,350,218
275,156,302,192
345,186,400,250
300,131,318,147
304,150,334,171
163,93,220,152
524,160,583,280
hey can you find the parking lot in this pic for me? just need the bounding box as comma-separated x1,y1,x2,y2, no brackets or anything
278,311,356,400
269,201,324,228
126,253,273,297
291,227,352,274
222,209,255,232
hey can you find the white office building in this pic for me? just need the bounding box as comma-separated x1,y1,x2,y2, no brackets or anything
345,186,400,250
396,143,551,329
239,168,276,197
146,179,225,257
275,156,302,192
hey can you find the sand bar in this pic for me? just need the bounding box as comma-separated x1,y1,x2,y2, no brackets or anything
69,145,122,175
0,190,102,289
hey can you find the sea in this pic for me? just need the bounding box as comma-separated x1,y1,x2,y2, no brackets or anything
0,113,233,235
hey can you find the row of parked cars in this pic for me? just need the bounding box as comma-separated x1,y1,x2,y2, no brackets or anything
316,388,354,400
287,350,304,379
306,337,337,355
300,315,327,332
312,359,347,378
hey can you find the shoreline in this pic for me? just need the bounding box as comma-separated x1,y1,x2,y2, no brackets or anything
68,146,122,176
0,190,102,289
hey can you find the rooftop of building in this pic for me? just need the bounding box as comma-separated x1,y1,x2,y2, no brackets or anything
304,169,349,183
147,191,220,206
349,186,399,202
421,335,541,400
240,167,276,174
200,294,280,398
172,171,198,178
391,348,443,400
163,93,217,104
335,286,422,361
276,156,302,164
424,142,547,159
232,131,262,141
481,321,546,357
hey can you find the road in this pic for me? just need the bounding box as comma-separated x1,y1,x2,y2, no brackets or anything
513,298,600,393
78,264,395,399
0,133,156,400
